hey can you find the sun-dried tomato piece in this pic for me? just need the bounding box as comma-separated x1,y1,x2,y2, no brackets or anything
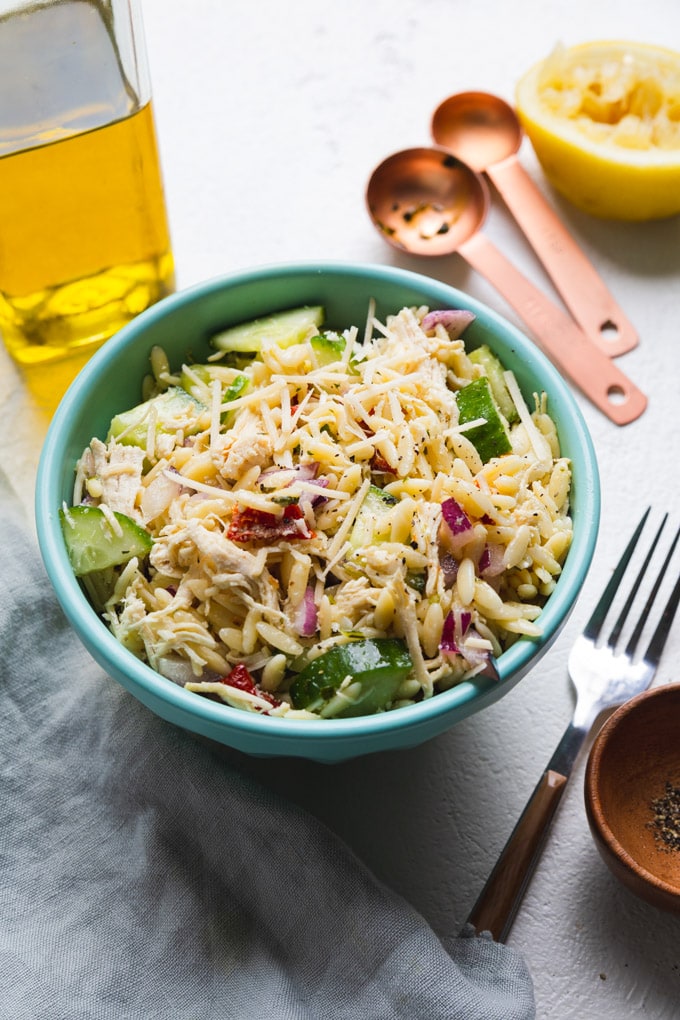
221,663,257,694
370,453,395,474
227,503,313,544
219,663,281,709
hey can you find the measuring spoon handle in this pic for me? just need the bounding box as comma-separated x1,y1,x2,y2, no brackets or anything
488,155,638,357
459,231,647,426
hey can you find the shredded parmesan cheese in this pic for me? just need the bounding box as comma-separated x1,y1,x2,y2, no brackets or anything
70,305,573,720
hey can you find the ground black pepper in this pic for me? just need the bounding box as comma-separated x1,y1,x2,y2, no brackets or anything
648,782,680,852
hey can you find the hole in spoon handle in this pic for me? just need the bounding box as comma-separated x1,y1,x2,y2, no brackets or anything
459,233,647,425
489,157,638,357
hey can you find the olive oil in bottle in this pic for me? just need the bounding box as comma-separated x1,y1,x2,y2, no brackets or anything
0,1,175,367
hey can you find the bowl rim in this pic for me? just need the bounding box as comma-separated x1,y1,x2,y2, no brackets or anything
585,683,680,900
35,260,601,744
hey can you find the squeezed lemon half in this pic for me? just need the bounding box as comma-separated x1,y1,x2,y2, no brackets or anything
516,41,680,220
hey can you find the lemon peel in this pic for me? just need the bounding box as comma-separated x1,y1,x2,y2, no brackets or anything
516,41,680,220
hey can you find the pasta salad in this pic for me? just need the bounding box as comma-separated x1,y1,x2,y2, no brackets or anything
60,303,573,719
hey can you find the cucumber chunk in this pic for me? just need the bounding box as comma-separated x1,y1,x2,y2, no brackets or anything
289,638,413,717
405,570,426,594
222,374,249,403
350,484,398,548
179,364,213,396
108,387,207,448
59,505,153,576
469,344,518,423
211,305,325,353
310,333,346,365
179,365,249,418
456,377,512,463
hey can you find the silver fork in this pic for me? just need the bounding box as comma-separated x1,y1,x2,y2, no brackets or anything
466,508,680,942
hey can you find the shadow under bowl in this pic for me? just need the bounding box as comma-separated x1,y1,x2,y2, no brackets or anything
585,684,680,914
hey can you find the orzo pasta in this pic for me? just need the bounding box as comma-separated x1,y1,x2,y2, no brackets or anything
60,304,573,719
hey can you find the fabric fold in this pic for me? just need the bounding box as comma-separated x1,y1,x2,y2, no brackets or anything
1,471,535,1019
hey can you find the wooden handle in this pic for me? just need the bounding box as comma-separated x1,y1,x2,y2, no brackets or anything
467,769,568,942
488,156,638,357
459,231,647,426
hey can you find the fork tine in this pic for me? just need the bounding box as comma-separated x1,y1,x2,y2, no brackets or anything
626,522,680,658
582,507,650,642
468,509,679,944
608,512,668,649
642,538,680,669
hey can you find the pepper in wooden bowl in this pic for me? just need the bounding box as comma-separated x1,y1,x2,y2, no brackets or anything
585,684,680,914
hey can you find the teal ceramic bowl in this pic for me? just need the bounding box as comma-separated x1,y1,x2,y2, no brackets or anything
35,262,600,762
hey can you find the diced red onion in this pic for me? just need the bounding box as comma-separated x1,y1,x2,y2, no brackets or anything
479,543,505,578
440,498,473,556
439,610,490,669
440,608,472,654
156,655,220,686
461,644,491,669
293,586,318,637
299,476,329,513
296,463,320,480
441,498,472,536
422,309,476,340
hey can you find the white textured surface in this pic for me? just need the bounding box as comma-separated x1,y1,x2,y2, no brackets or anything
3,1,680,1016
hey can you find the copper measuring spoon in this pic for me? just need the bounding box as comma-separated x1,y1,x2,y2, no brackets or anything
431,92,638,357
365,147,646,425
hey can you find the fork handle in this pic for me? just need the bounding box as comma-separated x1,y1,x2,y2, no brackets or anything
466,768,568,942
465,719,589,942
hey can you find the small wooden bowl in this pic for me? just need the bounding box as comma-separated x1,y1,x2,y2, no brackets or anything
585,684,680,914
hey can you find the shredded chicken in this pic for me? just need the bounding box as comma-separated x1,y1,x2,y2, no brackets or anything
155,518,267,581
217,418,273,481
82,438,145,522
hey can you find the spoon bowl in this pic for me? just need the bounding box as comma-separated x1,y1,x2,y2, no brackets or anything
431,90,523,170
365,147,488,257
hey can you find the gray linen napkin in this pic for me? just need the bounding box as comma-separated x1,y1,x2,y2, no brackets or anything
0,470,535,1019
